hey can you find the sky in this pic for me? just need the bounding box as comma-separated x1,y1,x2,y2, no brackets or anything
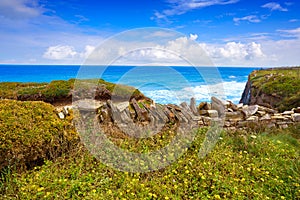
0,0,300,67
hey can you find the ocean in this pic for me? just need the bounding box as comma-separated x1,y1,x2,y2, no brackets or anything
0,65,258,104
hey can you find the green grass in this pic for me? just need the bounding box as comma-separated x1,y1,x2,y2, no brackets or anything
250,67,300,111
0,79,146,103
1,123,299,199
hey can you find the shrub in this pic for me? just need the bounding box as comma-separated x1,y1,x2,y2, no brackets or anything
0,100,79,173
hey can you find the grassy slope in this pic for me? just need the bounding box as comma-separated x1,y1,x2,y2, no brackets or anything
250,67,300,111
1,124,299,199
0,79,145,103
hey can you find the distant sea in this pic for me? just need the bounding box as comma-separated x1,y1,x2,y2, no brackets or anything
0,65,259,104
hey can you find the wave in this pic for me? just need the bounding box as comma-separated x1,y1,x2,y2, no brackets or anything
142,81,246,105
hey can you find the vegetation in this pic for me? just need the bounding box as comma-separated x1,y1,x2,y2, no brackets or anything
0,79,145,104
250,67,300,111
0,100,79,173
1,112,299,199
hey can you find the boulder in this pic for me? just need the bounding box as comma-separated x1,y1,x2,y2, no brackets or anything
199,110,208,115
260,114,271,121
58,112,65,119
257,110,266,116
207,110,218,118
258,105,277,114
271,115,288,121
236,103,243,109
228,101,238,111
225,111,244,120
131,98,148,122
63,106,72,116
291,113,300,122
115,101,130,112
292,107,300,113
242,105,258,117
74,99,103,111
282,110,294,115
246,116,258,122
190,97,198,115
211,97,225,117
198,102,211,110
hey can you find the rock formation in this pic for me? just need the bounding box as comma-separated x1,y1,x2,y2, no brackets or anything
240,67,300,112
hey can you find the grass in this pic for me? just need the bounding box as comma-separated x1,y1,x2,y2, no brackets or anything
1,122,299,199
250,67,300,111
0,79,146,103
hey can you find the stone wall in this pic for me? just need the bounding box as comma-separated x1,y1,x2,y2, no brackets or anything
59,97,300,131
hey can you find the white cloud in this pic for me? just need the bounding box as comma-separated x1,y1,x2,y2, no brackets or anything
189,34,198,41
0,0,43,19
201,41,265,64
278,27,300,36
233,15,261,24
261,2,288,12
80,45,96,58
153,0,239,19
43,45,77,60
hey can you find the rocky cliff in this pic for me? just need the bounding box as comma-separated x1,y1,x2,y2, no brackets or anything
240,67,300,112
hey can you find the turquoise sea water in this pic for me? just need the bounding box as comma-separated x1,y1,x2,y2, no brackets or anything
0,65,259,104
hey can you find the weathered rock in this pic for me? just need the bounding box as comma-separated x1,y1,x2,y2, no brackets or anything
63,106,72,116
292,107,300,113
198,120,204,126
190,97,198,115
228,101,238,111
207,110,219,118
74,99,103,111
236,103,243,109
258,105,277,114
58,112,65,119
242,105,258,117
131,98,148,122
291,113,300,122
282,110,294,115
199,110,208,115
224,121,231,127
260,114,271,121
211,97,225,117
202,116,212,126
271,115,288,121
198,102,211,110
246,116,258,122
227,108,234,112
257,110,266,116
115,101,129,112
225,111,244,120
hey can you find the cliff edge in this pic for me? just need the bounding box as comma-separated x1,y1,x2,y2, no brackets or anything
240,67,300,112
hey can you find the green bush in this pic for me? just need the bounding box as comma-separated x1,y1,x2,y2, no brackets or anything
0,100,79,173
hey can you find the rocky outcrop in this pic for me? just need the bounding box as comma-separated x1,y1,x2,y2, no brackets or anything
240,67,300,112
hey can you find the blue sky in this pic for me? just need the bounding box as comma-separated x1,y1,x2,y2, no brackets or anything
0,0,300,66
